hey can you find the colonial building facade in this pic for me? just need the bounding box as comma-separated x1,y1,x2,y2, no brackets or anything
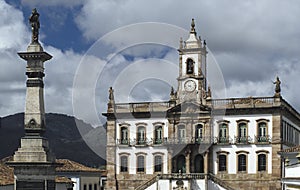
103,19,300,190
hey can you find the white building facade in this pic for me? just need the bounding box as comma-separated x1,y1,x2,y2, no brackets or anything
103,19,300,190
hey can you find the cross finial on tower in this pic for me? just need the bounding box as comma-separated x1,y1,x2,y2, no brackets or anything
190,18,196,33
179,37,183,49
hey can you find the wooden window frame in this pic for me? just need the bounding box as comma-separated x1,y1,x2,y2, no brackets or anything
216,151,229,174
153,154,163,173
256,150,269,173
236,150,249,173
136,152,147,174
236,120,250,143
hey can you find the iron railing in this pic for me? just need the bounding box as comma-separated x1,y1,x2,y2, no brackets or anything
117,135,273,146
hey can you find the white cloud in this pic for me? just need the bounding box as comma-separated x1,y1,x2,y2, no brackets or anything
21,0,84,8
0,1,85,118
2,0,300,123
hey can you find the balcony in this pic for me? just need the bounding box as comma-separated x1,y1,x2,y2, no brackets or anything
235,136,252,144
136,139,147,145
118,136,273,146
159,173,206,180
216,136,231,144
153,138,164,145
255,135,271,143
116,137,213,146
118,138,129,145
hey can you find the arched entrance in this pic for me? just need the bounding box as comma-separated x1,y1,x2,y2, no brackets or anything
194,154,204,173
177,155,186,173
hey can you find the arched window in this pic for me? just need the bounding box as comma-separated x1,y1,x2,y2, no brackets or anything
154,126,163,144
238,154,247,172
137,155,145,173
120,155,128,172
186,58,194,74
154,155,163,172
120,127,128,145
237,121,248,143
218,154,227,172
258,154,266,171
195,124,203,143
219,123,228,143
178,125,186,143
194,154,204,173
257,121,268,142
137,126,146,145
177,155,186,173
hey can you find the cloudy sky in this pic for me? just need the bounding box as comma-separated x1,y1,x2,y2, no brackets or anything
1,0,300,126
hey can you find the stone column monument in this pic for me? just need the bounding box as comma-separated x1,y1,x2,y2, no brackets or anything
7,8,57,190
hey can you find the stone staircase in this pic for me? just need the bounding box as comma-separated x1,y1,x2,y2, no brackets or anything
135,175,158,190
208,173,235,190
134,173,236,190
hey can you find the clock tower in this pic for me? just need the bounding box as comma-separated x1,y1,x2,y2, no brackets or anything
176,19,208,104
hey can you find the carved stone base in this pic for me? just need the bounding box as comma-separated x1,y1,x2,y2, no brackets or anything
12,136,55,163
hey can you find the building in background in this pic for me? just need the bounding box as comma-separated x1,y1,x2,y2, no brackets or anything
279,146,300,189
0,157,105,190
103,19,300,190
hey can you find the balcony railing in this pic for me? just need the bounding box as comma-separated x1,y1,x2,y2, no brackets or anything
216,136,231,144
159,173,206,180
153,138,164,145
254,135,271,143
117,135,273,146
211,97,278,109
115,101,170,113
234,136,252,144
116,137,213,146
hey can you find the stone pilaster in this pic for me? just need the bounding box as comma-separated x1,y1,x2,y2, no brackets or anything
185,150,191,174
168,150,173,174
105,118,117,190
105,87,117,190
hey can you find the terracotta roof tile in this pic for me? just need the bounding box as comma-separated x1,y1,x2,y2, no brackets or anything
55,159,102,173
0,157,105,186
0,162,14,186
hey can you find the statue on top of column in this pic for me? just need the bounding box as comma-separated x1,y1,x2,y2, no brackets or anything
29,8,40,44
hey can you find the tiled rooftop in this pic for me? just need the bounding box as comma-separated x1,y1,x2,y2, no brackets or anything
56,159,102,173
0,162,14,186
0,157,104,186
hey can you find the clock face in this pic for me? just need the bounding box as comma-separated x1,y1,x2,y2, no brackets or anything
184,80,196,92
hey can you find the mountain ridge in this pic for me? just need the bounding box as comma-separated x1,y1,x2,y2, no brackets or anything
0,112,106,168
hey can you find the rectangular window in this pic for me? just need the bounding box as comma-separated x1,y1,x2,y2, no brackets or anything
178,125,186,143
258,154,266,171
154,126,163,144
120,156,128,172
219,123,228,143
137,127,146,145
137,156,145,172
120,127,128,144
238,154,247,172
154,155,162,172
218,155,227,172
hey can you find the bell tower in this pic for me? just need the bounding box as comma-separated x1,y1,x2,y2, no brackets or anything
177,19,208,104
